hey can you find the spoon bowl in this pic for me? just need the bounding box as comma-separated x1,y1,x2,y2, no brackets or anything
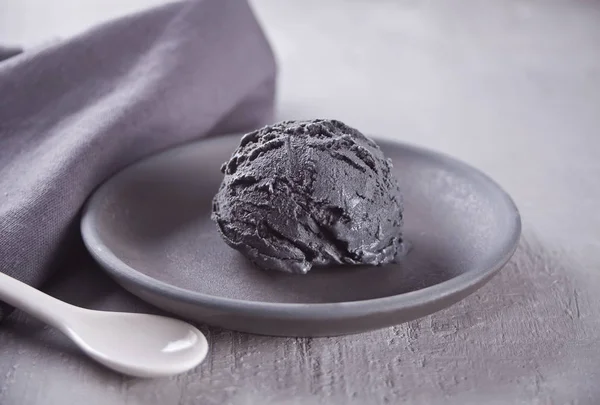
63,309,208,378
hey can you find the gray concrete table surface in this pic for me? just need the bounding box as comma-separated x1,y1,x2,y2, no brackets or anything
1,0,600,404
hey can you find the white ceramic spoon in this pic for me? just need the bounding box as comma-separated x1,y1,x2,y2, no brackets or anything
0,271,208,378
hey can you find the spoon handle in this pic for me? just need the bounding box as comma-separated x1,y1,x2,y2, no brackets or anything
0,271,73,327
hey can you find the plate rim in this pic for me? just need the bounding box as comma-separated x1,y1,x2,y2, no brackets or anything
80,134,522,319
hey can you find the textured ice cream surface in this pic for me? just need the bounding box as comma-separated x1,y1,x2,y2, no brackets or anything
211,119,404,274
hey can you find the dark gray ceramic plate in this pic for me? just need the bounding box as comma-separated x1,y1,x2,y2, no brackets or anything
81,134,521,337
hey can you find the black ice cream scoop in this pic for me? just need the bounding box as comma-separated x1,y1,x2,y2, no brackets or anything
211,119,404,274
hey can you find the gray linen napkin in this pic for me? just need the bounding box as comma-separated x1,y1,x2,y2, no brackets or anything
0,0,277,320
